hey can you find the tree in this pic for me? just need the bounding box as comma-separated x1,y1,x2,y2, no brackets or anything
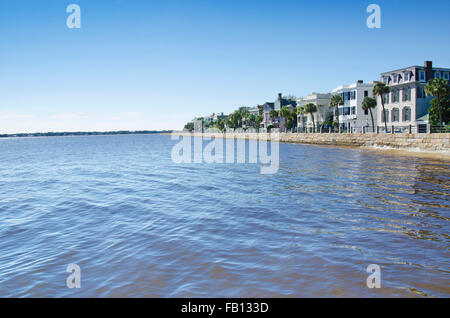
425,78,449,127
291,107,298,131
254,115,263,131
329,94,344,128
362,97,377,133
373,82,390,133
246,114,256,129
269,110,279,127
257,105,264,116
296,106,306,131
227,111,241,129
428,97,450,127
279,106,292,132
214,118,226,132
184,122,194,132
304,103,317,132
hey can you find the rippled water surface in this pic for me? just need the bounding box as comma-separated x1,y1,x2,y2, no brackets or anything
0,134,449,297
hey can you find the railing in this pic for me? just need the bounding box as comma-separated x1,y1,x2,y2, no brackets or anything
293,124,448,134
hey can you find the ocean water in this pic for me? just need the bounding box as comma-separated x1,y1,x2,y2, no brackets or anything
0,134,449,297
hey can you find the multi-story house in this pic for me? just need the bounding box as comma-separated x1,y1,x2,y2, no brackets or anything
212,112,228,122
262,102,275,129
261,93,296,130
296,93,332,131
378,61,450,132
332,80,376,132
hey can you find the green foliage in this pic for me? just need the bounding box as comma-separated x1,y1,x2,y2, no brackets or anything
425,78,449,126
304,103,317,114
428,97,450,126
362,97,377,110
425,78,449,99
373,82,390,97
329,94,344,108
269,110,279,119
227,111,242,128
184,122,194,131
279,106,292,119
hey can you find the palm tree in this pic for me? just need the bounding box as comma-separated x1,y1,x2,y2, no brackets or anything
254,114,263,131
291,107,298,131
425,78,449,127
279,106,292,132
296,106,305,132
269,110,279,127
304,103,317,132
329,94,344,129
362,97,377,133
373,82,390,133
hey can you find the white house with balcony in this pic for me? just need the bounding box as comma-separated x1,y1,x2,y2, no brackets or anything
378,61,450,132
296,93,332,132
331,80,377,132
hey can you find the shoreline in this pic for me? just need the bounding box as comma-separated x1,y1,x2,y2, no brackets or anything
167,131,450,160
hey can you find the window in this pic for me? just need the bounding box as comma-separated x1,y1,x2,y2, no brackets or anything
417,87,425,99
435,72,441,79
339,108,343,116
404,72,410,82
351,107,356,115
383,77,388,84
350,91,356,100
344,107,350,115
392,108,400,122
364,90,369,97
392,90,400,103
402,107,411,122
382,93,390,104
393,74,398,83
364,108,368,115
382,110,389,123
403,87,411,102
419,71,426,82
444,73,450,81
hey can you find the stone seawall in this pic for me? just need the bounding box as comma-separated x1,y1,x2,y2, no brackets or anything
171,132,450,154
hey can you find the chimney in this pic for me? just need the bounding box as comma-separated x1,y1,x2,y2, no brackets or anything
424,61,433,82
278,93,282,101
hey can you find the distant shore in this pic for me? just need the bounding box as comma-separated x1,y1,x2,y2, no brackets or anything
0,130,173,138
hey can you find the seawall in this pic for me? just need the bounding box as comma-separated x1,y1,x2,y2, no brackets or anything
170,132,450,155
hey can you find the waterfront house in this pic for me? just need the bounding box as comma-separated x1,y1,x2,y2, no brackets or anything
262,102,275,129
274,93,296,131
274,93,295,111
296,93,332,132
378,61,450,132
332,80,376,132
212,112,228,121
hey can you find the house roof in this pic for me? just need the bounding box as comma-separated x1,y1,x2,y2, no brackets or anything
416,114,429,122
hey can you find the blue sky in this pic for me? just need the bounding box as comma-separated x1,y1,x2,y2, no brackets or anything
0,0,449,133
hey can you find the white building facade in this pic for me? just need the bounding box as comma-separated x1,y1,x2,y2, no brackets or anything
332,80,376,133
296,93,332,132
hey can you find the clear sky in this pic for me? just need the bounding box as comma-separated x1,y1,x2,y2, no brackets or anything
1,0,449,133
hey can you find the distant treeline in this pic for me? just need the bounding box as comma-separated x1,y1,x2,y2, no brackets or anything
0,130,173,138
